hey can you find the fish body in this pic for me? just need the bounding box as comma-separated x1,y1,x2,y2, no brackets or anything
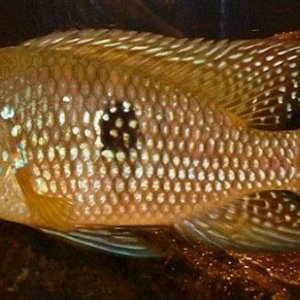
0,29,300,256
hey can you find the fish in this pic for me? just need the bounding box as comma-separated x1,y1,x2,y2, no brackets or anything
0,29,300,257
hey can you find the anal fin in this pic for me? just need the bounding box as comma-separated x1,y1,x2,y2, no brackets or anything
41,226,164,258
175,191,300,252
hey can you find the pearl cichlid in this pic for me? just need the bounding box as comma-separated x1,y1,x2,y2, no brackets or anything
0,29,300,256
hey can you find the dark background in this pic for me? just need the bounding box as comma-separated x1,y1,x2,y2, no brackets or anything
0,1,300,299
1,0,300,45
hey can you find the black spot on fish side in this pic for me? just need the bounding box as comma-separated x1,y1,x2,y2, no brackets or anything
288,103,300,130
100,101,140,154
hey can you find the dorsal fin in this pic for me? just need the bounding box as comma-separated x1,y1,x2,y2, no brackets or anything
272,30,300,40
22,29,300,130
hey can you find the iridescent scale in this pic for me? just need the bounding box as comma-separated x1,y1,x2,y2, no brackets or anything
0,47,297,227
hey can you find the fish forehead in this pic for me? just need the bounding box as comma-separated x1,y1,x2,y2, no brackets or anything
0,49,297,226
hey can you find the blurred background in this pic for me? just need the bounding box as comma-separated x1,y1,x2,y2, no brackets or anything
0,1,300,299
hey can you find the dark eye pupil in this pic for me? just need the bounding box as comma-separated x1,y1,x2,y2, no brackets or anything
100,101,139,154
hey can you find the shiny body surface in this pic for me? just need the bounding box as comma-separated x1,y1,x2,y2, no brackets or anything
0,29,299,252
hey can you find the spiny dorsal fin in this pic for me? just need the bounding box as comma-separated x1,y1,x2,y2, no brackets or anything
41,226,163,257
22,29,300,130
176,191,300,251
272,30,300,40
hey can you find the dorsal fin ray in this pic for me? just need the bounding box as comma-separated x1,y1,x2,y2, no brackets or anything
22,29,300,130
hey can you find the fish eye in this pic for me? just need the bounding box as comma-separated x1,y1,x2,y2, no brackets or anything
100,100,140,157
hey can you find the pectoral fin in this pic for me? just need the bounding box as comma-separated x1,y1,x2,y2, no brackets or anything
15,168,75,230
175,191,300,251
41,226,164,257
